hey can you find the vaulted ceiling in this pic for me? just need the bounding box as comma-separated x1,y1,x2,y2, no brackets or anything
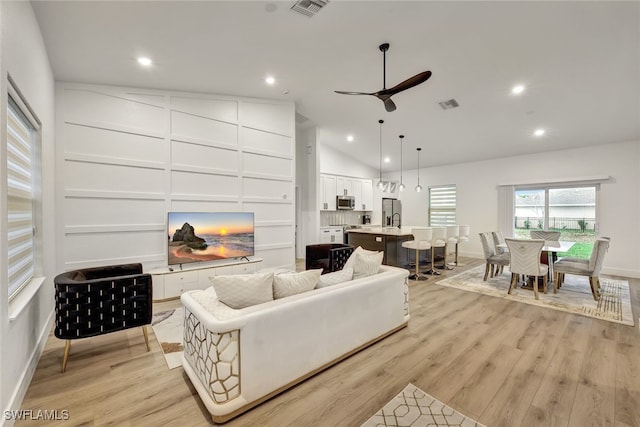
32,1,640,171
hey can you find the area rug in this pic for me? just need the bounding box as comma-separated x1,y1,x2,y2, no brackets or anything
362,383,485,427
151,307,185,369
437,266,633,326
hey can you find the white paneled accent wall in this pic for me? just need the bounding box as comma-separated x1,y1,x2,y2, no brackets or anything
57,83,295,271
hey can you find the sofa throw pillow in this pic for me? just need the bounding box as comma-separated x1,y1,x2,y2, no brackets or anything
315,267,354,289
353,251,384,279
209,272,274,309
343,246,380,271
273,269,322,299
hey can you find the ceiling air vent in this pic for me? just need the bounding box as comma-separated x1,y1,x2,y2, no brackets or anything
290,0,329,18
438,99,460,110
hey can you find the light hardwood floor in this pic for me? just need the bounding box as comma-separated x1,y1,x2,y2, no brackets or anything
17,258,640,427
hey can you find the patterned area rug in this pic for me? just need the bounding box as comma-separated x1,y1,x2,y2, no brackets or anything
151,307,185,369
362,383,485,427
437,266,633,326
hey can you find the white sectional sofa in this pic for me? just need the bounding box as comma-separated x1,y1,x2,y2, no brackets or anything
180,265,410,423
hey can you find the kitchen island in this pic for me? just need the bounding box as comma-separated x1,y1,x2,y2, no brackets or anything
346,226,427,268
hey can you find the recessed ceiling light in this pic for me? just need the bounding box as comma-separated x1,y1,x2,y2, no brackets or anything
534,128,546,137
347,135,354,142
137,57,152,67
384,157,391,163
511,84,525,95
265,76,276,85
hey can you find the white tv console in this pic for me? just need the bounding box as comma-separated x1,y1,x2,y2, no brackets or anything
150,257,263,301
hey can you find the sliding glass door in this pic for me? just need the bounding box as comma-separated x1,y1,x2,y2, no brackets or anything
514,185,597,259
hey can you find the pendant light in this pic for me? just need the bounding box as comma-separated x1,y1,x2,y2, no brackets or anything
415,147,423,192
377,119,385,190
398,135,405,192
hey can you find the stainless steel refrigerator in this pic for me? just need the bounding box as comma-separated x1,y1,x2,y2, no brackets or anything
382,198,402,227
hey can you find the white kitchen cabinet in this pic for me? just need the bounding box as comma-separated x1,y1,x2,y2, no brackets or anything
352,179,363,210
336,177,354,197
361,179,374,211
320,174,337,210
319,227,344,244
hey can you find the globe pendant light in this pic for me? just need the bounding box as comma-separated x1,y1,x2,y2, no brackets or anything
398,135,405,192
377,119,385,190
415,147,423,192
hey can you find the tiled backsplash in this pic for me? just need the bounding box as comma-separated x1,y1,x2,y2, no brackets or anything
320,210,370,226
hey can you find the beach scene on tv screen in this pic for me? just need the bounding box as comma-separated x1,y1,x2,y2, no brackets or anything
168,212,254,265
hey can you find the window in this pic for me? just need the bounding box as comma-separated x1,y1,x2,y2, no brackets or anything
428,184,456,226
514,185,598,258
7,91,39,300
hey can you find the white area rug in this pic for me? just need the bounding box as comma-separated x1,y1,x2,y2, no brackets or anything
362,383,485,427
437,266,633,326
151,307,185,369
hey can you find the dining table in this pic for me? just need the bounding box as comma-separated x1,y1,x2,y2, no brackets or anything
497,240,576,285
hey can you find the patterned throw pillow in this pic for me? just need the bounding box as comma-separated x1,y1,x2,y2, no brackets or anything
209,272,274,309
273,269,322,299
353,251,384,279
315,267,354,289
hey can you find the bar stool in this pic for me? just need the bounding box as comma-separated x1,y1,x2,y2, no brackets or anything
445,225,459,269
456,225,470,266
426,227,446,275
402,228,432,281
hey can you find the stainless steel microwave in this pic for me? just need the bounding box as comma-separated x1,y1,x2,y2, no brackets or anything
336,195,355,210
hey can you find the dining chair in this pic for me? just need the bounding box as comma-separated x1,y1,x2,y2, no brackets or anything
505,238,548,300
553,238,610,300
491,231,508,275
402,228,432,281
530,230,561,268
479,232,510,281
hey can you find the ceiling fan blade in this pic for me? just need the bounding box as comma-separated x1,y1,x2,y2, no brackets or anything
383,98,397,112
381,71,432,96
334,90,375,96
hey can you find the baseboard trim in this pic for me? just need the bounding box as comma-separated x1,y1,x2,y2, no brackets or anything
2,308,54,427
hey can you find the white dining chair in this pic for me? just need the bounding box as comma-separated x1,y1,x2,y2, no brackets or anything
553,238,610,300
479,232,510,281
505,238,548,300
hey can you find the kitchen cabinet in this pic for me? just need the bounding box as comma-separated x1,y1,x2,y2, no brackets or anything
336,177,354,196
352,179,363,210
361,179,373,210
320,174,337,210
320,227,344,244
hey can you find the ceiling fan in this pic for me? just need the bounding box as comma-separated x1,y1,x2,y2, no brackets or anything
335,43,432,112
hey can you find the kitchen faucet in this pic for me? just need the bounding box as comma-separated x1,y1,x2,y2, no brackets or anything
392,212,401,228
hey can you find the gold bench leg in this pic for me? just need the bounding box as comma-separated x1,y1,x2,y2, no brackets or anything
142,325,150,351
62,340,71,373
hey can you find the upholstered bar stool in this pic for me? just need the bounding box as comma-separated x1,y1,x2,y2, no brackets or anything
402,228,432,281
426,227,446,275
445,225,459,269
456,225,470,266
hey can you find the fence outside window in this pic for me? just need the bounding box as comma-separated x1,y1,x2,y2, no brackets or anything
514,216,595,232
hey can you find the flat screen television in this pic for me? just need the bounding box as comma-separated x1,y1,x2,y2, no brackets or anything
167,212,255,266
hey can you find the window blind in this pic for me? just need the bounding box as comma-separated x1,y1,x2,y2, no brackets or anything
7,98,35,298
429,185,456,226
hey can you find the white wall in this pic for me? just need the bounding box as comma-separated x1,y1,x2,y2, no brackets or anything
0,2,56,425
389,140,640,277
56,83,296,272
295,127,320,258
